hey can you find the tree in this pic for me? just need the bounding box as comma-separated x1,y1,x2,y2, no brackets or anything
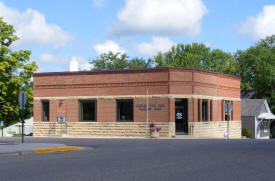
154,43,237,75
0,17,38,126
90,51,152,70
91,52,129,70
128,57,152,69
236,35,275,112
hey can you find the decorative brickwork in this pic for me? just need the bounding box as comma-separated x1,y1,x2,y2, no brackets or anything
188,121,241,138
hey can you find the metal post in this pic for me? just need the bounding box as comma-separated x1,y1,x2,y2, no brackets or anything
146,89,149,138
227,103,229,139
21,96,24,144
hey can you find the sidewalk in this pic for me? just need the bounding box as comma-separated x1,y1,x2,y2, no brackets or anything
0,142,82,156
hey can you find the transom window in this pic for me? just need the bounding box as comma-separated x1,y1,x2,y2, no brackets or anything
79,100,96,121
117,99,133,122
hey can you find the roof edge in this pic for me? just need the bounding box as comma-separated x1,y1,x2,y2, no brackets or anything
33,67,241,79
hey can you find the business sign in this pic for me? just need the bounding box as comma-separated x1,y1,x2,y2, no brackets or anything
136,104,165,111
223,102,232,115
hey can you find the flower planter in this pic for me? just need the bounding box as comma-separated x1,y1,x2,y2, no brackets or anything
150,131,159,138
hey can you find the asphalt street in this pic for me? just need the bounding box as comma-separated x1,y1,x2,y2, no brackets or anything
0,137,274,181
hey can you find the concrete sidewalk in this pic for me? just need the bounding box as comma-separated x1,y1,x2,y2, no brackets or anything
0,142,82,156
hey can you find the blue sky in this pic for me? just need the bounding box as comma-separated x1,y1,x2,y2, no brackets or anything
0,0,274,72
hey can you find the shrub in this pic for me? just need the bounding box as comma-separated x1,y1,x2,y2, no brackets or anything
270,128,275,138
242,128,252,138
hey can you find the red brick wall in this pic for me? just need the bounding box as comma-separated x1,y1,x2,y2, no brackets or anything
98,99,116,122
33,100,41,122
33,68,241,123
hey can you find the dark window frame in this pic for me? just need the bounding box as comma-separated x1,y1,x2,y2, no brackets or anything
198,99,201,122
224,100,230,121
116,99,134,122
210,100,213,121
231,101,234,121
221,100,224,121
41,100,50,122
202,99,208,122
79,100,97,122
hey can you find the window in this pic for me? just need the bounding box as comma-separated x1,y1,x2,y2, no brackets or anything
221,100,224,121
231,101,234,120
198,99,201,122
202,100,208,121
42,100,49,121
117,99,133,122
224,100,230,121
79,100,96,121
210,100,213,121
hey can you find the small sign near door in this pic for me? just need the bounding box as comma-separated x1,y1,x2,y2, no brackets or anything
176,112,183,119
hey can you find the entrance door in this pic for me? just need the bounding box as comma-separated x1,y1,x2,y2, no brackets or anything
175,99,188,133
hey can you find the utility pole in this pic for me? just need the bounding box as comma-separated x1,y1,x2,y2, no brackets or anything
146,89,149,138
227,103,229,139
19,91,27,144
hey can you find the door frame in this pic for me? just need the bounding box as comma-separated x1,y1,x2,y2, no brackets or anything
175,98,188,134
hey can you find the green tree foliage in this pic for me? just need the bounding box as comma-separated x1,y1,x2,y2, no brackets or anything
154,43,237,75
90,52,151,70
0,17,38,126
236,35,275,112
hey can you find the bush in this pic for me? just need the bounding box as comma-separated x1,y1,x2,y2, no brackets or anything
270,128,275,138
242,128,252,138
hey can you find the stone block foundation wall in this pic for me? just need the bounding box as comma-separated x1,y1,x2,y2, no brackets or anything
188,121,241,138
34,122,175,137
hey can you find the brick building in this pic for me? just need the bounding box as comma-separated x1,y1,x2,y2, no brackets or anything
33,67,241,138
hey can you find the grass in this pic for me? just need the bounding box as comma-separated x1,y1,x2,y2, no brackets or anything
13,134,22,137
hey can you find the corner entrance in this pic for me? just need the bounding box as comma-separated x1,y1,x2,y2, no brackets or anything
175,99,188,134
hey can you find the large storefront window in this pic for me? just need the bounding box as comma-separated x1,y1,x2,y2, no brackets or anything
117,99,133,122
42,100,49,121
202,99,208,121
79,100,96,121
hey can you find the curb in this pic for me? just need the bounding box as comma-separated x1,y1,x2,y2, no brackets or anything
34,146,82,154
0,146,83,156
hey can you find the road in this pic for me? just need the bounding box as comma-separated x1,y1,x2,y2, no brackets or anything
0,137,274,181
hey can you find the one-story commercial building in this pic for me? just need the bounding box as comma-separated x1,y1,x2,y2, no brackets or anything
33,67,241,138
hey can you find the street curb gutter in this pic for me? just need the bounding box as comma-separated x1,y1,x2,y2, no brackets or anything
34,146,82,154
0,146,83,156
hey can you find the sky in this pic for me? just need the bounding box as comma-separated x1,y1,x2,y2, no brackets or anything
0,0,275,72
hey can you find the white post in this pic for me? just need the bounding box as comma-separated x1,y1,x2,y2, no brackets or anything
146,89,149,138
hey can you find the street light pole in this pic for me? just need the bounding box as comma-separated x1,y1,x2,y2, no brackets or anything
21,95,25,144
146,89,149,138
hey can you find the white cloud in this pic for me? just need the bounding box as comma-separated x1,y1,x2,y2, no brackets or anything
38,54,92,72
110,0,208,36
0,2,74,49
135,37,175,56
75,56,94,70
237,5,275,41
39,53,68,64
204,42,211,48
93,40,126,54
93,0,106,8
